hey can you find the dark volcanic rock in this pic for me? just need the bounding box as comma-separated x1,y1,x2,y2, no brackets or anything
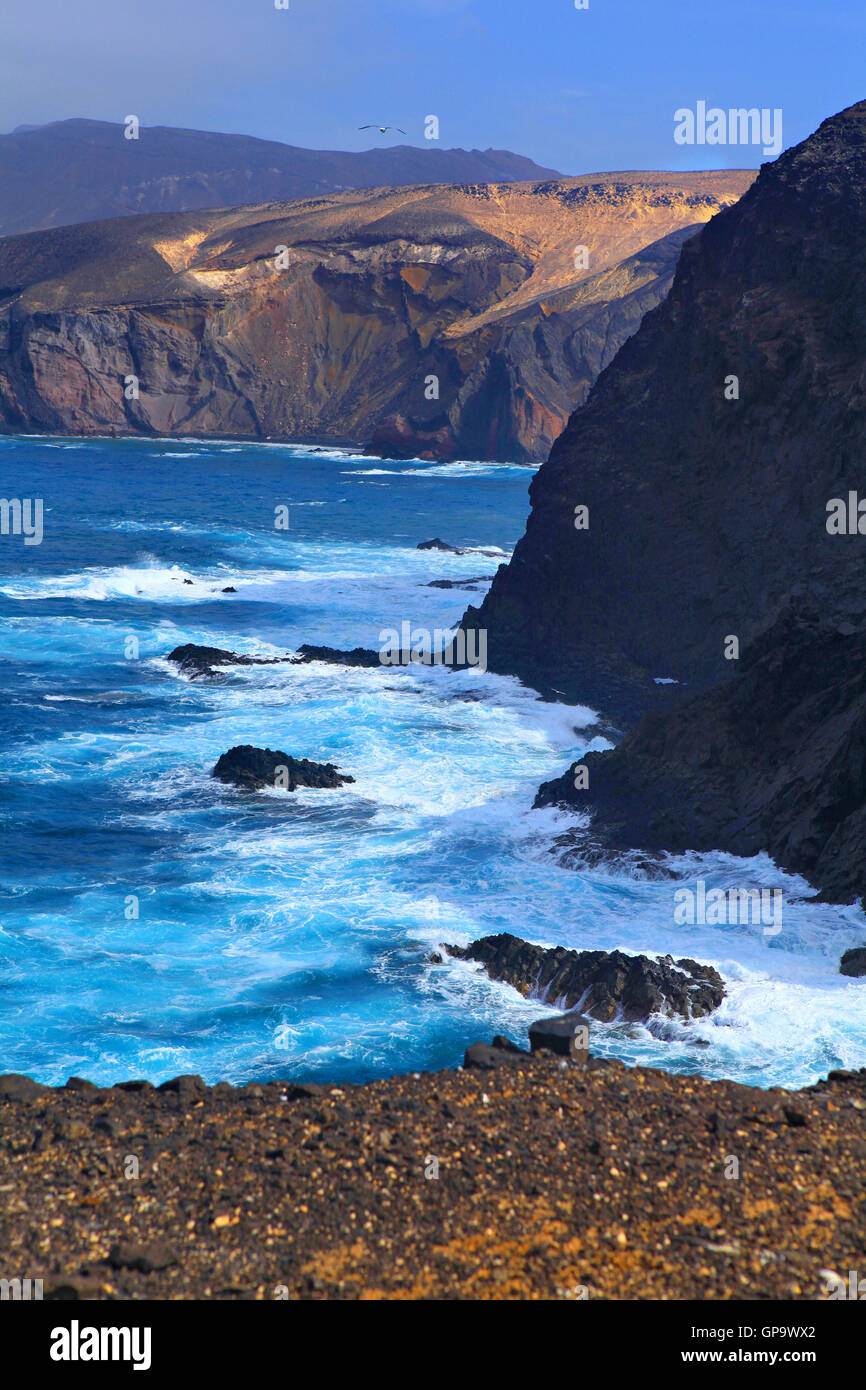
463,1037,532,1071
107,1241,178,1273
292,644,381,668
462,100,866,905
418,538,462,552
169,642,381,676
447,933,724,1022
529,1013,591,1059
840,948,866,978
463,100,866,717
212,745,354,793
0,1073,49,1100
427,575,495,589
537,613,866,905
167,644,289,679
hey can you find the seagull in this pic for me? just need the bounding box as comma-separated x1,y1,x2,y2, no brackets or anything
359,125,406,135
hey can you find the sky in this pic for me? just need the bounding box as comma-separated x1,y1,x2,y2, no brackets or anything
1,0,863,173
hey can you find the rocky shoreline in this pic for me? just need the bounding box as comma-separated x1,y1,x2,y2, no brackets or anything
2,1049,864,1301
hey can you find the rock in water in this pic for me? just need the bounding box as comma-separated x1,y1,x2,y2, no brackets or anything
446,933,724,1022
840,949,866,978
167,644,287,678
212,745,355,793
292,644,381,668
417,538,462,552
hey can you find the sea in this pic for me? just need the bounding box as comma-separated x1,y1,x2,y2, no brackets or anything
1,433,865,1090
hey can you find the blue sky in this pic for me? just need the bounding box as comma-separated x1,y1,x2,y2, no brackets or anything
2,0,863,171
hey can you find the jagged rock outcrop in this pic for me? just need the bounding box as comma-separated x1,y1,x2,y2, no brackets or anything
167,642,380,677
535,612,866,904
167,644,289,678
446,933,724,1021
463,100,866,712
212,745,354,793
292,644,381,668
0,172,752,461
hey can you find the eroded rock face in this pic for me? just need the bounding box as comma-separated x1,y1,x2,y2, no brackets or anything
446,933,724,1021
535,613,866,905
212,745,355,793
458,101,866,905
0,173,751,462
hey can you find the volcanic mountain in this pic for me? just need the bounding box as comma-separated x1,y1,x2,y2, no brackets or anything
463,99,866,903
0,119,563,238
0,170,753,460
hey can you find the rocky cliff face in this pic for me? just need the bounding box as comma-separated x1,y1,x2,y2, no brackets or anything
463,101,866,711
535,611,866,903
0,172,752,461
468,100,866,903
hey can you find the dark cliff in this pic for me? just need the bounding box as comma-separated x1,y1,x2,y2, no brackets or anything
466,100,866,903
463,100,866,713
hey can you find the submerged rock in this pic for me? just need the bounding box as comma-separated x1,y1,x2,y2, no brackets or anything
168,642,381,678
292,644,380,668
426,575,495,589
212,745,355,793
446,932,724,1022
167,644,291,679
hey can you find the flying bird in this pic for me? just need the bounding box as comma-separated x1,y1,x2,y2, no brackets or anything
359,125,406,135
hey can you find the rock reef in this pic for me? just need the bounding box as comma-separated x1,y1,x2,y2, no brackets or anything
446,933,724,1021
212,745,354,793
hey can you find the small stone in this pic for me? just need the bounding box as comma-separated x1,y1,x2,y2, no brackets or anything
107,1241,178,1273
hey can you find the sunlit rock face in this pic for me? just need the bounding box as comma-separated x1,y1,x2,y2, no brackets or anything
0,171,751,462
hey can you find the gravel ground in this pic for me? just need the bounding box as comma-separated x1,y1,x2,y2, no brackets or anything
1,1051,864,1300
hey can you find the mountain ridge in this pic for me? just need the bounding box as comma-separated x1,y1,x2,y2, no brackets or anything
0,118,564,237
